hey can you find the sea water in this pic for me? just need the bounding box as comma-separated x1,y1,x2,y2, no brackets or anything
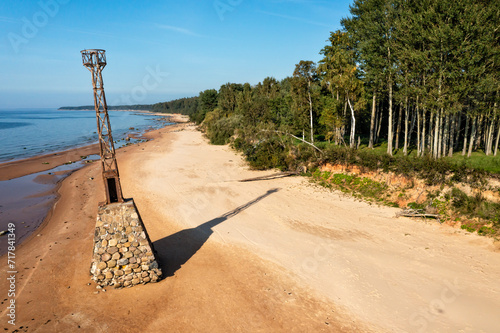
0,108,171,254
0,108,166,162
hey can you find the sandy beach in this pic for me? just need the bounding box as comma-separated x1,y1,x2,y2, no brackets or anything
1,117,499,332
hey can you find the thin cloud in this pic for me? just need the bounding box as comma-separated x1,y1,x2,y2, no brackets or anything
64,28,117,38
257,10,331,28
156,24,203,37
0,16,19,24
60,27,167,47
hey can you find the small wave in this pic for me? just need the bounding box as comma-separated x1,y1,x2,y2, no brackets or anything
0,122,32,130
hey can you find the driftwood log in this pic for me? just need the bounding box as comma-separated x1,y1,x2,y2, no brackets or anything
396,208,440,222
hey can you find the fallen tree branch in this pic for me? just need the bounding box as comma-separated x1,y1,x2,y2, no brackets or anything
396,208,440,221
238,172,298,182
259,130,323,153
398,213,440,218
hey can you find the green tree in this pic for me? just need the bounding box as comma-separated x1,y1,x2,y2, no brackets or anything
319,95,343,144
218,83,242,116
193,89,218,124
342,0,399,154
293,60,317,143
319,30,364,148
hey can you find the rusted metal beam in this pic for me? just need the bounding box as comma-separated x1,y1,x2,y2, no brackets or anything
81,49,124,204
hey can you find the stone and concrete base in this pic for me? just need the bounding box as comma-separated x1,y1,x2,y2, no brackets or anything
90,200,162,288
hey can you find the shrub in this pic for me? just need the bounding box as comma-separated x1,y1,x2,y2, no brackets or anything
244,137,288,170
204,110,241,145
451,187,500,226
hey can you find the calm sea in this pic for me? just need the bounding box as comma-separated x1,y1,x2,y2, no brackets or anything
0,108,166,162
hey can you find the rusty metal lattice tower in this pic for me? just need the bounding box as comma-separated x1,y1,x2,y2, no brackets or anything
81,49,124,204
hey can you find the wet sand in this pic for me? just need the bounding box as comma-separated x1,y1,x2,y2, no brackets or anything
0,112,175,181
0,159,98,256
0,144,100,181
0,113,177,255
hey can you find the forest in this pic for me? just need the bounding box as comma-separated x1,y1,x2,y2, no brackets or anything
152,97,198,115
156,0,499,174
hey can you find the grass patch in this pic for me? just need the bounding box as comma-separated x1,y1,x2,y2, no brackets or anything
318,144,490,188
318,138,499,176
312,170,392,205
445,151,500,174
451,188,500,226
312,168,500,238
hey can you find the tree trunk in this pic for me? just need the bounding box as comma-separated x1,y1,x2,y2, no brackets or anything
420,75,427,156
347,96,356,149
387,76,393,156
485,112,495,155
442,112,449,157
475,114,483,150
308,81,314,143
462,115,469,156
433,111,440,158
468,116,477,157
403,97,409,155
417,100,421,156
483,114,489,150
376,100,383,144
494,118,500,156
429,111,434,154
407,111,414,153
395,103,402,151
494,100,499,156
437,110,445,158
369,93,376,149
421,106,426,156
409,103,417,144
437,58,442,158
454,112,462,151
448,113,456,157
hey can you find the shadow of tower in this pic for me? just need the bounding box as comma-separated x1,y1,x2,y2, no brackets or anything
153,188,280,278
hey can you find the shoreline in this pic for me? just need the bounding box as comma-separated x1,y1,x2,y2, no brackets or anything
57,108,167,116
4,115,185,245
0,144,100,181
0,122,177,256
0,113,185,255
0,112,179,181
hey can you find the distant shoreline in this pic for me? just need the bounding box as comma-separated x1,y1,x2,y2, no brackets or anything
58,105,153,112
57,108,173,117
0,109,169,163
58,108,153,112
0,112,183,179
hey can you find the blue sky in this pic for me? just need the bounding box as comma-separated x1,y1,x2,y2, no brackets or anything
0,0,352,108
